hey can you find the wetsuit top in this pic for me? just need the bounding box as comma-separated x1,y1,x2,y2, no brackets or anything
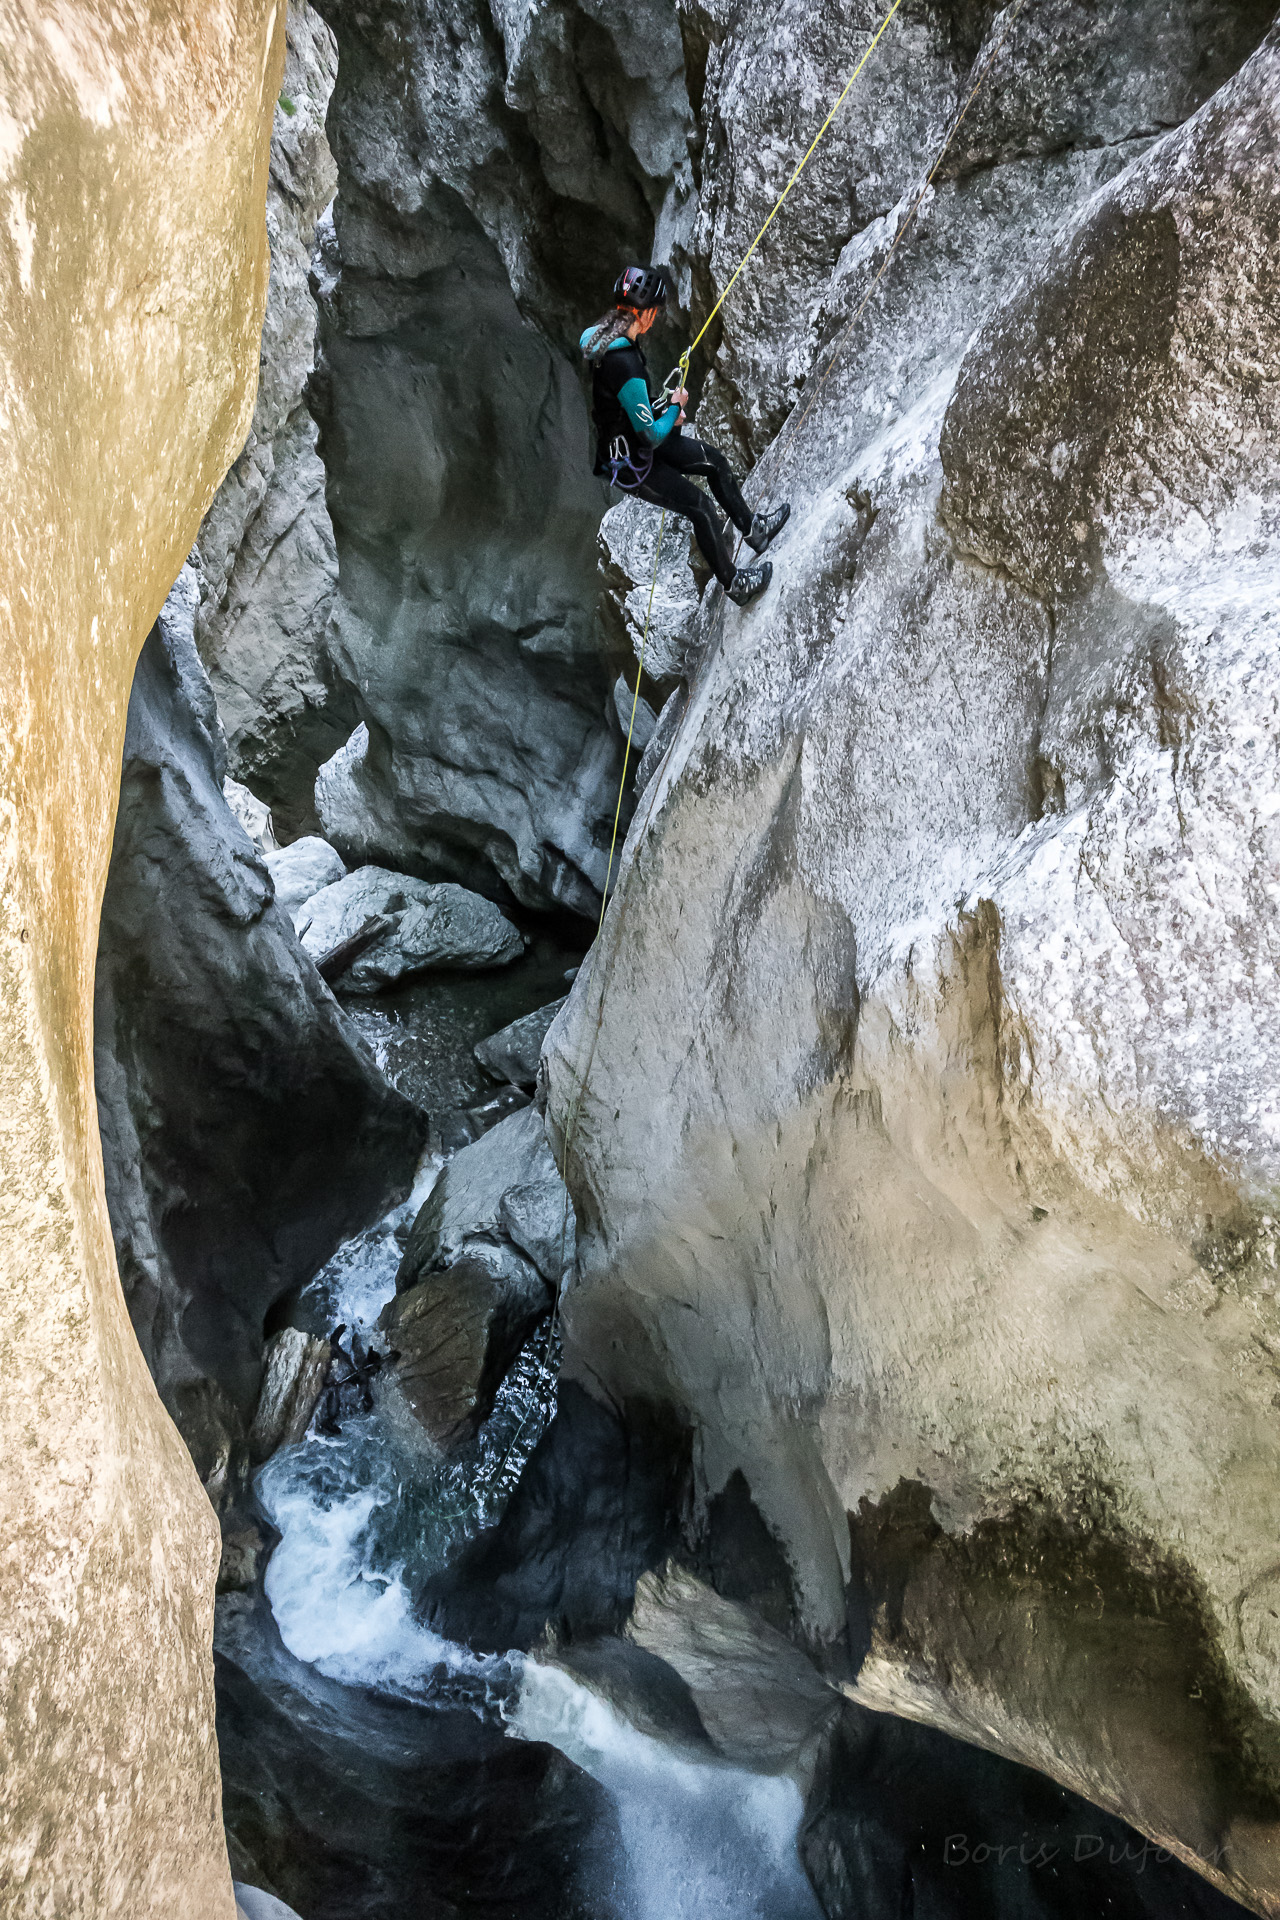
580,327,680,472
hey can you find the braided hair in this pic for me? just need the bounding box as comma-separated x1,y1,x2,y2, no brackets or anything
582,306,635,360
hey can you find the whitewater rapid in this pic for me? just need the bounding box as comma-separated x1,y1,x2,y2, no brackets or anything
257,1175,823,1920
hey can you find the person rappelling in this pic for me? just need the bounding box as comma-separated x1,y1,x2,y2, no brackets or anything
580,265,789,607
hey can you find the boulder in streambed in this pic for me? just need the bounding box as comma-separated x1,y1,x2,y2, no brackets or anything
474,997,568,1089
398,1103,573,1291
626,1561,840,1780
296,864,525,991
223,775,279,853
264,834,345,920
379,1252,549,1450
378,1106,572,1449
247,1327,329,1463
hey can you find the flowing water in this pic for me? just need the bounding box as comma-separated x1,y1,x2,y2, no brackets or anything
257,1175,824,1919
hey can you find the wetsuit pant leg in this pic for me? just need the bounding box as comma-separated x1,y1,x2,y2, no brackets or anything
651,433,754,539
635,457,738,589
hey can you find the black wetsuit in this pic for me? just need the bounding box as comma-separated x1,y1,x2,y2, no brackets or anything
584,329,754,589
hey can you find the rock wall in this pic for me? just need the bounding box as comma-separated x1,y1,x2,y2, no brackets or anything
95,570,423,1505
0,2,283,1912
546,7,1280,1913
304,0,694,917
195,0,346,839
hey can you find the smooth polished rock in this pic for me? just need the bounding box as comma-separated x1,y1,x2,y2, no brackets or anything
547,16,1280,1914
296,865,526,990
379,1249,550,1451
247,1328,330,1463
627,1562,839,1779
264,835,346,922
96,588,424,1462
0,2,285,1910
379,1105,572,1447
474,998,568,1089
398,1104,573,1292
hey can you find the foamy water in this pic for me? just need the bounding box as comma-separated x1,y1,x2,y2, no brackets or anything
510,1663,823,1920
260,1434,487,1693
259,1193,823,1918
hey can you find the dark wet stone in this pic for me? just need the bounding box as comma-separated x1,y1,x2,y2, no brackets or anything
215,1589,623,1920
418,1384,692,1652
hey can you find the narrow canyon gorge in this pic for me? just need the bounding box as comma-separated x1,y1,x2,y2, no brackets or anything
5,1,1280,1916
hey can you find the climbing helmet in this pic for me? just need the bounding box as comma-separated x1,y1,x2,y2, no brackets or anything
613,264,672,312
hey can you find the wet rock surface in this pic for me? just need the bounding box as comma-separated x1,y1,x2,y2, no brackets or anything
420,1381,1252,1916
379,1258,550,1452
627,1561,840,1777
381,1106,571,1446
336,933,584,1120
248,1329,331,1463
474,997,568,1089
215,1590,621,1920
399,1104,573,1292
94,580,424,1476
418,1384,692,1651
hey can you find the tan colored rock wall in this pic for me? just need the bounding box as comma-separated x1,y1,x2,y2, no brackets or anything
0,4,284,1912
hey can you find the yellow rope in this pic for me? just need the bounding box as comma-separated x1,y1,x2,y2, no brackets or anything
671,0,906,395
597,511,667,923
772,0,1031,461
547,5,1030,1341
548,509,668,1333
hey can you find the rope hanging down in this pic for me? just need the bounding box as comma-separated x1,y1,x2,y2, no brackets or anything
447,1,1032,1519
660,0,907,404
771,0,1031,463
551,0,917,1344
545,0,1031,1362
677,0,906,379
585,2,915,1010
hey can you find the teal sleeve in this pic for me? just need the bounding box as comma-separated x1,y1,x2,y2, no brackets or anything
616,376,679,447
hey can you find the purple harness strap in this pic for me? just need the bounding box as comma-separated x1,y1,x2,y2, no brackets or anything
605,436,654,491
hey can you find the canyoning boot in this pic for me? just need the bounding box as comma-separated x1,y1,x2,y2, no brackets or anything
726,559,773,606
747,503,790,554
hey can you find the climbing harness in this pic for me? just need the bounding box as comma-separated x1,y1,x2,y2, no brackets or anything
548,0,1034,1397
605,436,654,491
371,0,1033,1522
